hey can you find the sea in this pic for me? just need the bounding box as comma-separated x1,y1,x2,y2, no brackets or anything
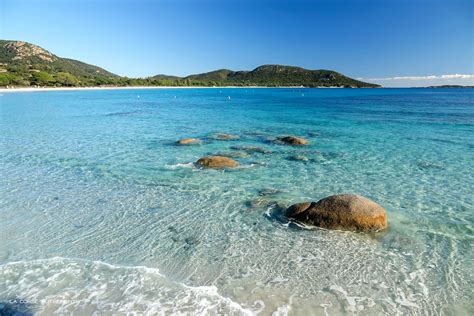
0,88,473,315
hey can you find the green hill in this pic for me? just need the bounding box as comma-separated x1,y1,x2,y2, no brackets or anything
0,40,118,87
154,64,379,87
0,40,380,88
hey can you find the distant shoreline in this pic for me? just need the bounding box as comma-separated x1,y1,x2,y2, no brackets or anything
1,85,473,93
0,86,213,93
0,85,354,93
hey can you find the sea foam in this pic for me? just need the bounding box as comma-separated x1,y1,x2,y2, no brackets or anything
0,257,257,315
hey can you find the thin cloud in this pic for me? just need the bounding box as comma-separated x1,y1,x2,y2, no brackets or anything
358,74,474,81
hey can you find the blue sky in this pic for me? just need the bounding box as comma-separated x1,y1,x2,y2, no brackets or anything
2,0,473,86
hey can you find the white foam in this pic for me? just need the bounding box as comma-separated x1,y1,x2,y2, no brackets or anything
0,257,256,315
394,288,420,308
329,285,368,313
164,162,195,170
272,304,290,316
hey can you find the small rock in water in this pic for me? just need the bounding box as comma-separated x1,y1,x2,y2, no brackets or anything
285,194,388,232
416,161,444,170
287,155,310,162
277,136,309,146
195,155,239,169
258,188,283,196
177,138,201,145
184,236,200,246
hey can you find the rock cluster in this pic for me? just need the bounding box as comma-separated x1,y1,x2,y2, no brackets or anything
175,133,389,232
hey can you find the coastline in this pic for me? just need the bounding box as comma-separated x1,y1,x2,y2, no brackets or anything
2,86,470,93
0,86,222,93
0,85,362,93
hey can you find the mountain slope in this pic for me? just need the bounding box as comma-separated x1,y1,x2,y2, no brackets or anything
0,40,118,86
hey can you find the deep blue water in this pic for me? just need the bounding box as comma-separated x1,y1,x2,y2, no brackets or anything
0,88,473,315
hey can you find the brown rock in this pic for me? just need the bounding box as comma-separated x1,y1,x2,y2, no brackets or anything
196,156,239,169
285,194,387,232
177,138,201,145
277,136,308,145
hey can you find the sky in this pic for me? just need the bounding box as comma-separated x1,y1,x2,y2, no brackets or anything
1,0,473,87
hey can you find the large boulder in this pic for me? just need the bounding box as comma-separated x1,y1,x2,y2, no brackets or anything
277,136,308,146
177,138,201,145
196,156,239,169
285,194,387,232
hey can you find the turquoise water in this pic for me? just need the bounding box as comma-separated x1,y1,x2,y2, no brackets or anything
0,88,473,315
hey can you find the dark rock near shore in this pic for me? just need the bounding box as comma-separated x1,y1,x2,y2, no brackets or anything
196,155,239,168
285,194,388,232
277,136,308,146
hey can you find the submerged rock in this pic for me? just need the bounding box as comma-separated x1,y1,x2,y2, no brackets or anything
258,188,284,196
277,136,308,146
416,161,444,170
177,138,201,145
231,145,272,154
196,156,239,169
212,133,240,140
287,155,310,162
285,194,387,232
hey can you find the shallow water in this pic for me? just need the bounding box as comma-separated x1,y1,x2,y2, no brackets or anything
0,88,473,315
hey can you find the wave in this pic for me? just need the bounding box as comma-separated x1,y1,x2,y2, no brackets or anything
0,257,258,315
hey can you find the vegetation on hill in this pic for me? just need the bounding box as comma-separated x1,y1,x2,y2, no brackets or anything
0,40,119,87
154,65,380,87
0,40,380,88
179,65,379,87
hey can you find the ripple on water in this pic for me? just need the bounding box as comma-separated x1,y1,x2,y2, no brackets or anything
0,88,473,315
